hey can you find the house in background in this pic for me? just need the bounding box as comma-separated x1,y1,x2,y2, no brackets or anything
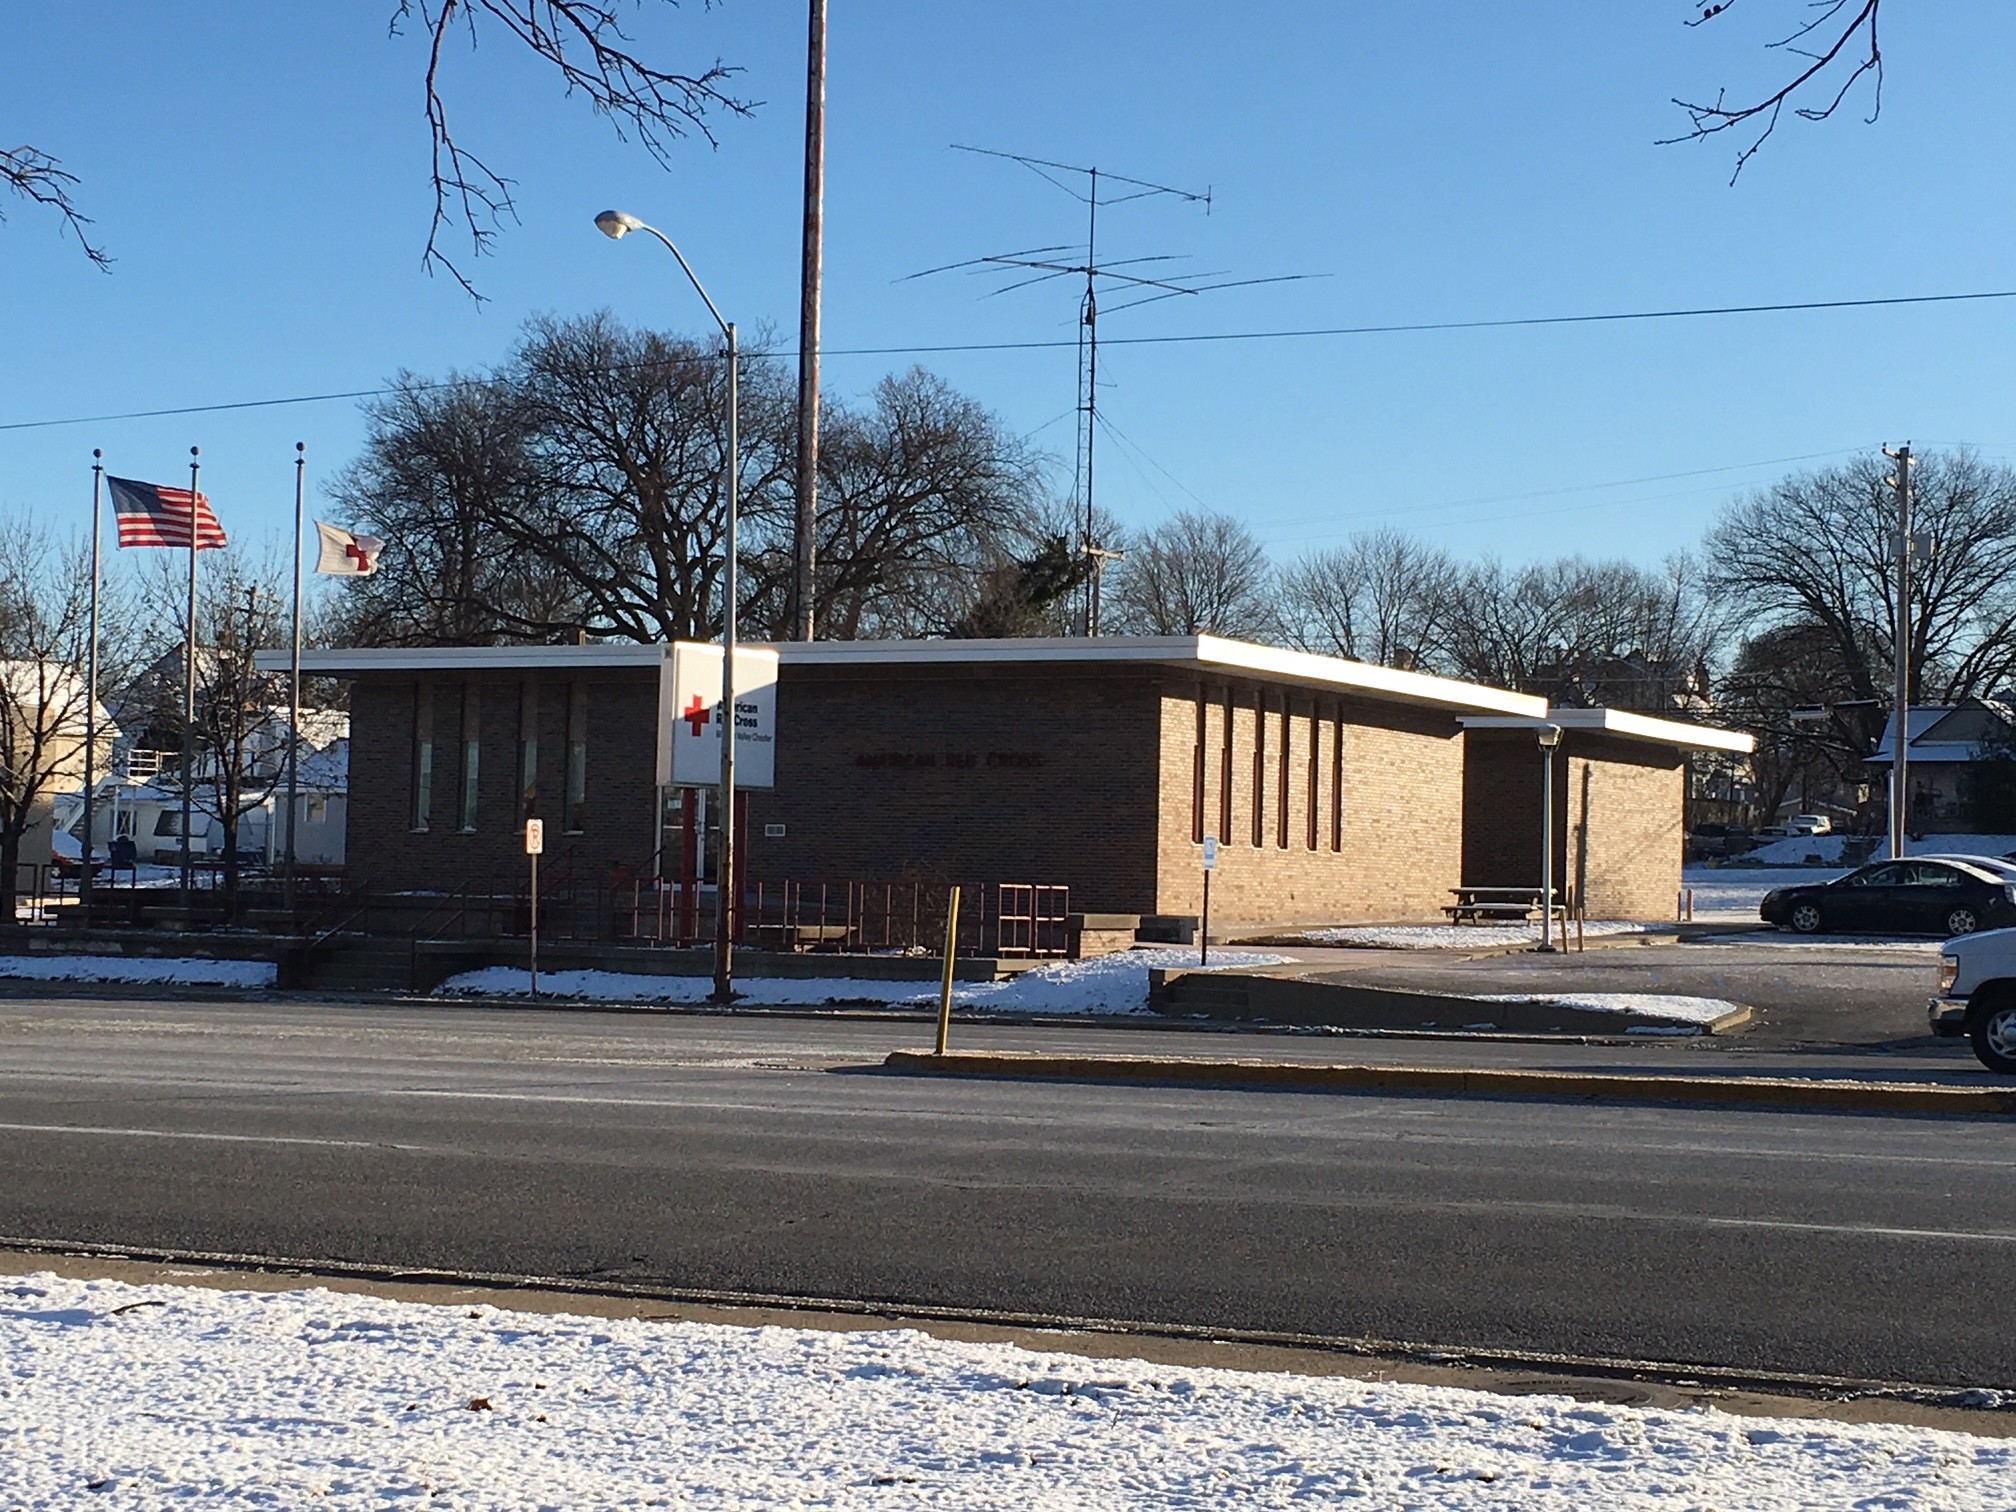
1868,698,2016,833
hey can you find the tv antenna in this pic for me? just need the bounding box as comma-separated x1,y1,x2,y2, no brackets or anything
909,144,1319,634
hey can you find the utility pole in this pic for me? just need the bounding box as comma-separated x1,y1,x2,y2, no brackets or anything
792,0,827,643
1883,443,1918,861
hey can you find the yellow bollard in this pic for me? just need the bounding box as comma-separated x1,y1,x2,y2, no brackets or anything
935,885,962,1056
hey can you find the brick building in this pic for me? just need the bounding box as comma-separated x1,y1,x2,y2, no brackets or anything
277,636,1748,929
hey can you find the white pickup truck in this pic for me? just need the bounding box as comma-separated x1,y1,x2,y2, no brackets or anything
1930,930,2016,1072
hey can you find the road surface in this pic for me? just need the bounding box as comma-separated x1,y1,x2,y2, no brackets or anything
0,994,2007,1387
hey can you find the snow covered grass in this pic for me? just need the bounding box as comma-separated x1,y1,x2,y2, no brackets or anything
0,955,276,988
1474,992,1745,1031
436,947,1287,1017
1281,921,1662,951
1681,866,1848,920
2,1273,2010,1510
1700,932,1945,956
1740,833,2016,866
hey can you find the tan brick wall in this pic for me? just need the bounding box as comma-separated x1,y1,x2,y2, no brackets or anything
1461,730,1683,921
1154,681,1466,927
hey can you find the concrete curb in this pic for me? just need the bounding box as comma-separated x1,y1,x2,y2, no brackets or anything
883,1049,2016,1114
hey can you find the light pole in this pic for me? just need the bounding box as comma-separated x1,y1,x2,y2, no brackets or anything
1536,723,1562,954
595,208,741,1003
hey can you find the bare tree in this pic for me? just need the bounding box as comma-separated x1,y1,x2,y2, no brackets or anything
12,3,748,295
1105,510,1279,640
0,522,122,919
798,369,1047,640
1666,0,1884,181
1278,530,1459,669
1439,555,1719,710
1,146,108,268
1707,450,2016,708
325,371,582,645
510,312,794,642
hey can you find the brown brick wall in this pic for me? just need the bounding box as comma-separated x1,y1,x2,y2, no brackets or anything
1461,730,1683,921
743,665,1166,913
1153,682,1467,926
346,671,662,895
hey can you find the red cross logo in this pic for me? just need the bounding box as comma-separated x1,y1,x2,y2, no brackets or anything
344,540,372,569
682,695,711,737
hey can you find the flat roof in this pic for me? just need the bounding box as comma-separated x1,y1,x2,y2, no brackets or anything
1459,708,1754,754
266,634,1548,718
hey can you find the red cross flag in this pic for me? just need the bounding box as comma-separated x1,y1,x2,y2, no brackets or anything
313,521,385,576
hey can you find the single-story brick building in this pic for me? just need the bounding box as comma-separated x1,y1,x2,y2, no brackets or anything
272,636,1749,929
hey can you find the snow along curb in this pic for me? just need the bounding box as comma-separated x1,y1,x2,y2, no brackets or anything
882,1050,2016,1114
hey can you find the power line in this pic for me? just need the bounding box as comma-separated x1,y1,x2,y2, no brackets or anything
4,285,2014,435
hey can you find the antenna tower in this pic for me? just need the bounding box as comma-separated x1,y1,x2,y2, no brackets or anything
913,145,1313,635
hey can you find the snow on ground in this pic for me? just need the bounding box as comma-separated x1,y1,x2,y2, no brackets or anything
1282,921,1661,951
1701,932,1946,955
436,947,1287,1016
0,955,275,987
2,1273,2009,1511
1681,866,1849,921
1473,992,1745,1031
1743,832,2016,866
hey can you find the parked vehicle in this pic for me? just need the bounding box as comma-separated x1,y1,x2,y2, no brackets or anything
1929,928,2016,1072
1786,815,1833,835
1760,859,2016,937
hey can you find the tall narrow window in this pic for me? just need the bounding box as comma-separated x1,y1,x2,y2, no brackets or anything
1219,688,1234,844
564,682,588,833
1190,690,1206,843
410,684,434,832
458,683,481,832
518,680,540,820
1277,696,1292,849
1331,707,1345,852
1307,707,1321,851
1250,691,1266,847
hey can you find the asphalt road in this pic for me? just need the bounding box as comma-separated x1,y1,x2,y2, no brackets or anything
1,994,2012,1388
1293,936,1946,1048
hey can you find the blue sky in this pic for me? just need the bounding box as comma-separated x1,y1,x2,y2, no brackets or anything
4,2,2014,578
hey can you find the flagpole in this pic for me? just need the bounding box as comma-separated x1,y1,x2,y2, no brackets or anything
82,452,103,913
181,447,199,897
285,443,304,913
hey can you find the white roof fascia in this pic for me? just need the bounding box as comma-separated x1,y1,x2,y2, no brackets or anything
255,645,674,675
779,634,1548,717
270,635,1548,717
1460,707,1754,754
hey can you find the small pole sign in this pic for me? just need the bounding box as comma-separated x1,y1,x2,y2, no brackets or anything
1200,835,1216,966
524,819,544,996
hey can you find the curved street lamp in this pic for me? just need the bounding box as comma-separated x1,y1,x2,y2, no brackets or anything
595,209,741,1004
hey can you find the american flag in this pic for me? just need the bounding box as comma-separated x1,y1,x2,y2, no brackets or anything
106,475,228,550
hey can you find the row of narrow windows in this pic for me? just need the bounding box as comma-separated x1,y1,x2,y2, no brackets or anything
411,681,587,835
1190,688,1344,853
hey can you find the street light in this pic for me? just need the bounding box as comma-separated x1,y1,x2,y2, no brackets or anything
596,208,741,1004
1536,723,1563,954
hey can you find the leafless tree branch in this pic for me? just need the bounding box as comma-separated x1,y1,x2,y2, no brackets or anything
1,145,111,269
391,0,752,298
1663,0,1883,182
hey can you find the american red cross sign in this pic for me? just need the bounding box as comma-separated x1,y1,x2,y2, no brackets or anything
659,643,779,790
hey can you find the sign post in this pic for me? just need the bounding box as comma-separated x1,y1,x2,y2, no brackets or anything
524,818,544,996
1200,835,1217,966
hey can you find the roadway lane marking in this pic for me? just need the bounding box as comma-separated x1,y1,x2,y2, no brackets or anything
0,1120,412,1151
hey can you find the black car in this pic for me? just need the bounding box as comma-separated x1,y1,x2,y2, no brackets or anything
1760,859,2016,937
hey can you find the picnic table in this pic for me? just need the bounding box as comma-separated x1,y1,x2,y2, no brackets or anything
1442,886,1566,925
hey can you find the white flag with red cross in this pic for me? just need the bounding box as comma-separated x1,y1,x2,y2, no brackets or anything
313,521,385,576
